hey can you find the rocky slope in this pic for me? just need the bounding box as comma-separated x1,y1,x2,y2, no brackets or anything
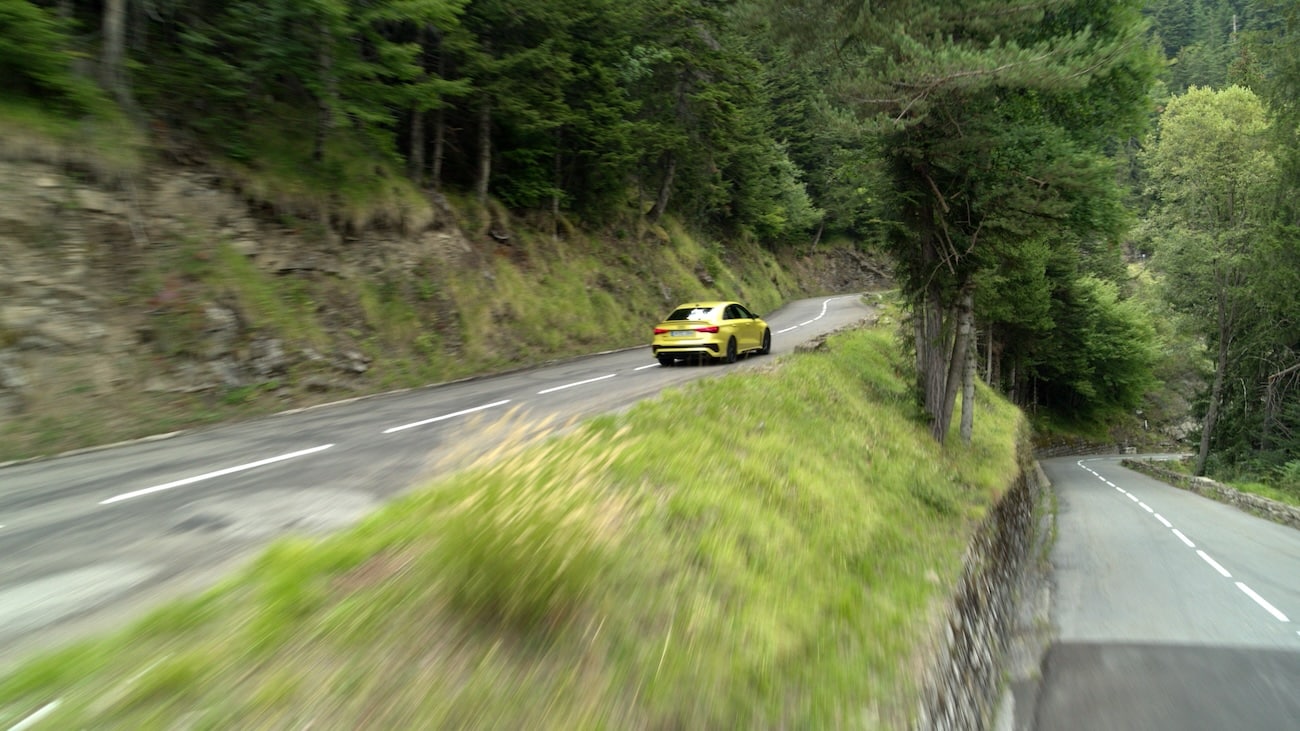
0,157,889,461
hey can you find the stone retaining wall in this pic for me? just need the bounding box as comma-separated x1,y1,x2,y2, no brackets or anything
1121,460,1300,530
913,452,1047,730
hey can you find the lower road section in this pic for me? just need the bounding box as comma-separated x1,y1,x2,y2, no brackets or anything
1024,457,1300,730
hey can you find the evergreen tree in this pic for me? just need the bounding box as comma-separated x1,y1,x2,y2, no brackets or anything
774,0,1159,442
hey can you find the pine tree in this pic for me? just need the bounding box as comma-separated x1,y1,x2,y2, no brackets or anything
773,0,1159,442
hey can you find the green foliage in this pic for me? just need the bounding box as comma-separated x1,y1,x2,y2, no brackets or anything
1143,85,1283,470
773,0,1160,435
0,0,100,113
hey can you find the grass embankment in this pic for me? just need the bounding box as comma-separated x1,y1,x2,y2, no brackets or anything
0,96,143,180
0,325,1025,729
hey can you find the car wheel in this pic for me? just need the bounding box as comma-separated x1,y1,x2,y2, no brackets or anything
657,354,674,367
758,329,771,355
724,337,737,364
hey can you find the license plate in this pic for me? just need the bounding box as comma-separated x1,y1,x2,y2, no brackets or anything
671,330,693,337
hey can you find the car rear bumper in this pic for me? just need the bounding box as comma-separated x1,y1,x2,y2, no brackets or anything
651,342,721,355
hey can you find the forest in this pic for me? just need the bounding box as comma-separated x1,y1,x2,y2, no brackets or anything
2,0,1298,485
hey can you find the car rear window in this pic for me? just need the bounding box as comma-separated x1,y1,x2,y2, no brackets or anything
666,306,716,321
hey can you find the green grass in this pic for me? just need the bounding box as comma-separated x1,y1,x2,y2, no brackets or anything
1227,482,1300,508
0,96,143,180
0,325,1025,728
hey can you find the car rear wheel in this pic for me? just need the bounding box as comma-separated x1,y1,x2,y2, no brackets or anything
758,329,771,355
657,354,674,367
724,337,737,364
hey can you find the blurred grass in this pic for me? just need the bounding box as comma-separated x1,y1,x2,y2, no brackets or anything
0,96,143,180
0,324,1025,729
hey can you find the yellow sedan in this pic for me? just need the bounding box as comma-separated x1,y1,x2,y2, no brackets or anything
651,301,771,366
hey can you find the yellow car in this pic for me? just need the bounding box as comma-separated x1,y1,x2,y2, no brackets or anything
651,301,771,366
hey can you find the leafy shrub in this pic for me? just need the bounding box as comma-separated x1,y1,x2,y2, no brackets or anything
1273,460,1300,494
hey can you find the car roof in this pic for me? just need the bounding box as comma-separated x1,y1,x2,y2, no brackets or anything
671,301,734,309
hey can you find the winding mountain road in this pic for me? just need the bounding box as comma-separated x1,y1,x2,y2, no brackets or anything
0,294,876,672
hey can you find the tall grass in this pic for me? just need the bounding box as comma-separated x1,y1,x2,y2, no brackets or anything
0,324,1024,729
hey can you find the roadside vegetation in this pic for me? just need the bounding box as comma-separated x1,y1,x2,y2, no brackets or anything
0,324,1025,729
1140,455,1300,509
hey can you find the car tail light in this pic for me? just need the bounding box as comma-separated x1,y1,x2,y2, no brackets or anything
695,325,719,333
653,327,669,334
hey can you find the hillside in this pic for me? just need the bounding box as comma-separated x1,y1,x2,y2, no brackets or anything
0,150,888,463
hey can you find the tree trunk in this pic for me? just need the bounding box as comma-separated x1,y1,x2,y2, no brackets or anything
936,284,974,442
552,144,562,240
432,105,446,191
101,0,129,104
314,20,336,164
984,323,994,384
647,151,676,223
430,29,447,191
408,109,425,184
475,95,492,205
1194,336,1229,476
406,27,428,184
960,296,977,444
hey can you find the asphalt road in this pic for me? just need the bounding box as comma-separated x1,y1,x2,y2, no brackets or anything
0,294,877,672
1026,456,1300,730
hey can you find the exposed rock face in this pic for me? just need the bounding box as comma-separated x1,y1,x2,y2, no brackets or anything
0,158,476,424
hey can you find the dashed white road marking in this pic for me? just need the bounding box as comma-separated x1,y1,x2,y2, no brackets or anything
1087,462,1293,628
634,363,659,371
538,374,616,395
383,399,511,434
776,296,841,335
1197,550,1232,578
1236,582,1291,622
100,444,335,505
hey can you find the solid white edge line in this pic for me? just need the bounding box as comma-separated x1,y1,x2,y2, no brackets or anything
100,444,335,505
776,326,797,334
538,373,616,395
1197,550,1232,578
798,320,815,327
1172,528,1196,548
1155,514,1173,528
8,700,61,731
1236,582,1291,622
383,399,511,434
